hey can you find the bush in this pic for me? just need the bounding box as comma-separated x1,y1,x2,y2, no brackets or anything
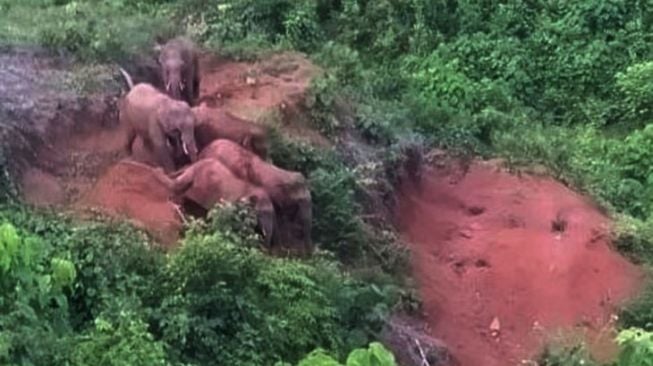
70,312,173,366
155,218,394,365
0,202,398,365
37,1,176,61
355,99,407,145
616,61,653,126
0,221,76,365
305,74,342,138
279,342,396,366
617,328,653,366
309,167,364,260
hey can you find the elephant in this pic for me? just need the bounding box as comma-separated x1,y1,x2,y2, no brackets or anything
118,67,199,173
192,102,270,159
155,36,200,106
199,139,312,254
170,158,276,246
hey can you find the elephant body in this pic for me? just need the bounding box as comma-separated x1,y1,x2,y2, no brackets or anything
158,36,200,106
192,103,269,159
172,158,276,246
119,83,199,173
199,139,312,254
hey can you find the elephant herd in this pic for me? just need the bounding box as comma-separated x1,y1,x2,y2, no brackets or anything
117,36,312,254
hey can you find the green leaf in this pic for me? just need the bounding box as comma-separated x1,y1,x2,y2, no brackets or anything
368,343,395,366
345,349,369,366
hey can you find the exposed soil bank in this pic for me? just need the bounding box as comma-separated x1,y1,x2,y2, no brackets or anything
17,52,320,245
396,161,644,366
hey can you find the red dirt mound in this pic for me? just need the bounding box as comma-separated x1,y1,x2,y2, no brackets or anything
396,161,644,366
78,161,182,247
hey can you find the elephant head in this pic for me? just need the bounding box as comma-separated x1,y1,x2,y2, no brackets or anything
156,36,197,105
158,102,199,164
160,55,185,101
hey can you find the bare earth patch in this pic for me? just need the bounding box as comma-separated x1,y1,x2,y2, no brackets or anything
396,161,644,366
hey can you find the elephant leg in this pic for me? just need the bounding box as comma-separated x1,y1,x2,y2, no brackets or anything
257,206,276,247
297,198,313,253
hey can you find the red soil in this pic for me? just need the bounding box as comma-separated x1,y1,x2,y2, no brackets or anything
198,52,329,146
78,161,182,247
396,161,644,366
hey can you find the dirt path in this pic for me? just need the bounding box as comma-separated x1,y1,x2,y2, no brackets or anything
396,161,644,366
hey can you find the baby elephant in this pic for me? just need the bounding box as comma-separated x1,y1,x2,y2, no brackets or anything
192,103,269,159
199,139,312,254
171,158,276,246
118,68,199,173
156,36,200,106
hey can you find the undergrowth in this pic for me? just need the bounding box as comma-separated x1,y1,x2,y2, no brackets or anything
0,204,397,365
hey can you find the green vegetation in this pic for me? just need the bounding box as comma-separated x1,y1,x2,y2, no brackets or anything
4,0,653,364
0,205,396,365
279,342,396,366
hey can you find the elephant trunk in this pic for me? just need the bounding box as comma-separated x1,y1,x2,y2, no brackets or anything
181,132,198,162
166,73,183,100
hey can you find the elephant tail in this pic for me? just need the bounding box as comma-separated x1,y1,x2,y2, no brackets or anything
118,66,134,91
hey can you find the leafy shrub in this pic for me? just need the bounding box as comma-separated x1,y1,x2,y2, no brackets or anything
0,200,398,366
617,61,653,126
309,167,364,260
400,54,479,112
282,1,323,52
314,42,364,87
617,328,653,366
203,201,264,249
63,222,164,328
305,74,342,138
279,342,396,366
38,1,176,61
155,219,393,365
71,312,172,366
0,222,75,365
355,99,407,145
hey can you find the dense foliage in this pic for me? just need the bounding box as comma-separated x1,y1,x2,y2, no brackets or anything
0,204,396,365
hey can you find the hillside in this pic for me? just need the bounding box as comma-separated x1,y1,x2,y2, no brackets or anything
2,1,653,366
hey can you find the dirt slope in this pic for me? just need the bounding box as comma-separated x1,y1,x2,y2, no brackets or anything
18,51,321,245
78,161,182,247
396,161,644,366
